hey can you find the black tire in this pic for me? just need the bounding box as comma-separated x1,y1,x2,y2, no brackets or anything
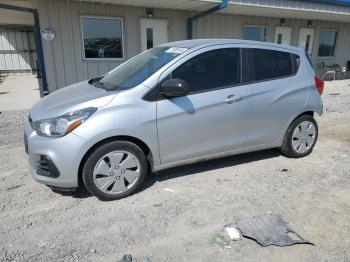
82,141,148,201
281,114,318,158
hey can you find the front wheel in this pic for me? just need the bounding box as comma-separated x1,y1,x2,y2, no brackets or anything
281,115,318,158
82,141,148,201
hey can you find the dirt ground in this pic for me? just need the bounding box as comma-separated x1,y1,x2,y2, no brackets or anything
0,80,349,262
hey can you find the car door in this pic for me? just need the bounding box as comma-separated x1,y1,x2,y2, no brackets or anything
156,46,251,165
243,47,306,146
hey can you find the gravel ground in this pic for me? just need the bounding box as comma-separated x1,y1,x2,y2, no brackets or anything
0,110,28,146
0,80,350,262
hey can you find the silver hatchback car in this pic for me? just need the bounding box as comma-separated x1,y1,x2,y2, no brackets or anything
25,39,324,200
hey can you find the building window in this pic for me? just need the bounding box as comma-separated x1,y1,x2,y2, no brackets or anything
81,16,124,60
243,26,267,42
277,34,282,44
146,28,153,49
318,30,337,57
305,35,311,53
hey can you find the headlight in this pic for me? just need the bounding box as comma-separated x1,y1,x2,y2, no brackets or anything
33,107,97,137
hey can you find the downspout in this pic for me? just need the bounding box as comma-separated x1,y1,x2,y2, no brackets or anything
32,10,49,96
0,3,49,97
187,0,229,39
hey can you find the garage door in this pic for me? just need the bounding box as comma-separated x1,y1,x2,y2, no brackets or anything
0,27,37,74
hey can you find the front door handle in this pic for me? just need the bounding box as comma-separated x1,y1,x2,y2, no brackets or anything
224,95,243,104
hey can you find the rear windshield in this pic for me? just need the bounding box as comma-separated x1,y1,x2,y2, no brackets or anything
96,47,186,91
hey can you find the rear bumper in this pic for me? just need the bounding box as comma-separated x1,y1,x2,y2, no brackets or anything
24,120,87,188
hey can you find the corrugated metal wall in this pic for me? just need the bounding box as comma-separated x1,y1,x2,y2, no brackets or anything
38,0,350,92
0,28,37,74
37,0,189,92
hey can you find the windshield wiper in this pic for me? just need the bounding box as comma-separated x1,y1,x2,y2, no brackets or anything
92,81,106,89
88,76,105,89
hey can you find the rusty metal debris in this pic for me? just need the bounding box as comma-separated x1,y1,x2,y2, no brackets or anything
236,214,313,247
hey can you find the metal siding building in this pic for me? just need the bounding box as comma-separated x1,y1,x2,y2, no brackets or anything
1,0,350,92
0,1,37,75
37,1,190,92
0,28,37,73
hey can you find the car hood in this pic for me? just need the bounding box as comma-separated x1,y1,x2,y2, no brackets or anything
30,80,117,121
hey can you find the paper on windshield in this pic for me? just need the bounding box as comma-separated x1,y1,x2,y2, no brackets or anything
165,47,188,54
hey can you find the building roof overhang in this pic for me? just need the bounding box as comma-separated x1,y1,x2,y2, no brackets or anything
75,0,350,23
2,0,350,23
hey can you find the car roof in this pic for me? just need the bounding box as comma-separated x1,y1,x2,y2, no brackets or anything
160,39,302,53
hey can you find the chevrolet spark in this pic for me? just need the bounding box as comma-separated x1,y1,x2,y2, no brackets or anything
24,39,324,200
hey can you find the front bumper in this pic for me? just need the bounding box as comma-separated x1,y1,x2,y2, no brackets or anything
24,120,87,188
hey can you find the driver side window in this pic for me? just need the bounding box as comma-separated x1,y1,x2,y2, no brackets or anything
172,48,241,94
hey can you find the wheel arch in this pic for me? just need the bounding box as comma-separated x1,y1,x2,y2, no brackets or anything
286,111,315,132
298,111,314,117
279,110,315,146
280,111,318,157
78,135,154,188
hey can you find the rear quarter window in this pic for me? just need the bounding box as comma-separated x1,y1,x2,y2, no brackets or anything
251,48,294,82
292,54,300,73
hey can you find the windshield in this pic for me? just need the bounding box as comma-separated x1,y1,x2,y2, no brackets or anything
97,47,187,91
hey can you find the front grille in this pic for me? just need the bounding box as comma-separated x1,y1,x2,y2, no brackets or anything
36,155,60,178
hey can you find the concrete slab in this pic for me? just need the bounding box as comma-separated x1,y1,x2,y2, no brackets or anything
0,74,40,111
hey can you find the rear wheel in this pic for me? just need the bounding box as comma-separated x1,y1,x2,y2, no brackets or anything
281,115,318,158
82,141,148,201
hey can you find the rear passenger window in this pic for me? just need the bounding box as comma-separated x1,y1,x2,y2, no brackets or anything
251,49,293,81
172,48,240,93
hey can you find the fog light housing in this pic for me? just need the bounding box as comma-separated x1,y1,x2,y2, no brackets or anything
36,155,60,178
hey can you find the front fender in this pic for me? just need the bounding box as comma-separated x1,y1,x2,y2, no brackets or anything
72,100,159,168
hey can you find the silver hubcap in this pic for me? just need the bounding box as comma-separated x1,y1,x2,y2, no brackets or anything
292,121,316,154
93,151,141,195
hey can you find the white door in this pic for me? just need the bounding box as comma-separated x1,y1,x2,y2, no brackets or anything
298,28,315,55
274,27,292,45
140,19,168,52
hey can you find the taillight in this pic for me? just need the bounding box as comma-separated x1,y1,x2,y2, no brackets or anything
314,76,324,95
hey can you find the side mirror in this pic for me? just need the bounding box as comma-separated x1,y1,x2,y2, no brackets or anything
160,78,189,98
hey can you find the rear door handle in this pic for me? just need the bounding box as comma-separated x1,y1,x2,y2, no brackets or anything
224,95,243,104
